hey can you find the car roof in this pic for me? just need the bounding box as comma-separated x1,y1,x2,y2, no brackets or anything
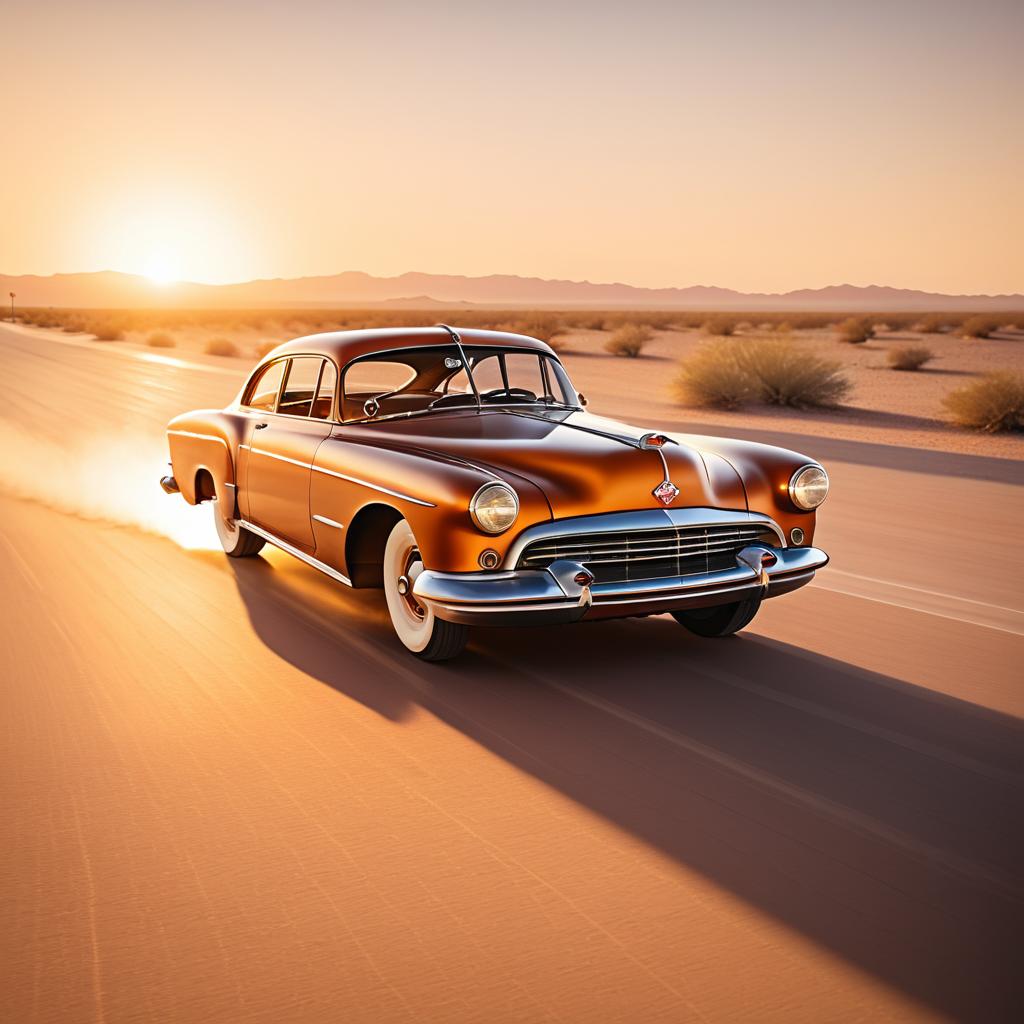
261,326,555,368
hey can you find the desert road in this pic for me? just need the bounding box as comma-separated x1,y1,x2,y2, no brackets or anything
1,322,1022,1024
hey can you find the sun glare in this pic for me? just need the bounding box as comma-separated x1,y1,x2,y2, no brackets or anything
144,252,180,286
88,189,249,285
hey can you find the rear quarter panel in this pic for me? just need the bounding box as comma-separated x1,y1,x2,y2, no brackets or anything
167,410,246,507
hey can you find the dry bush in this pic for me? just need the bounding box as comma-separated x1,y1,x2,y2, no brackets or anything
567,313,606,331
254,340,279,359
675,339,849,410
915,313,953,334
960,315,1000,339
146,331,176,348
674,344,754,409
504,313,564,345
887,345,934,371
604,324,652,358
739,339,851,408
89,319,124,341
944,373,1024,432
837,317,875,344
204,337,240,357
702,314,737,336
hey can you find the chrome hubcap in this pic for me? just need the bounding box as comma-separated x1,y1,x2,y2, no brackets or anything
399,549,425,619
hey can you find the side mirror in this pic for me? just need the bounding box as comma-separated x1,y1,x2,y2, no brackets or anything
578,393,588,407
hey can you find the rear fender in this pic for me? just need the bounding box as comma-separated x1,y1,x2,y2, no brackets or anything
166,410,245,508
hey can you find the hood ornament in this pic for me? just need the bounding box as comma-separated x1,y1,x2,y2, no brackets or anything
639,432,679,505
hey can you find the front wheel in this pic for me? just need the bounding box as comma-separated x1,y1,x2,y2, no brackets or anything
213,497,265,558
383,520,468,661
671,595,761,637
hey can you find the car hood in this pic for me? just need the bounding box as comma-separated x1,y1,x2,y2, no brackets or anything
347,408,748,518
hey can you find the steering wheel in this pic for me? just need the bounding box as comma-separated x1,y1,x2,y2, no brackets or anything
481,387,537,403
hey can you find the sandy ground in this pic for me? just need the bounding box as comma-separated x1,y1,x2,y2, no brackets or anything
18,319,1024,461
1,323,1023,1022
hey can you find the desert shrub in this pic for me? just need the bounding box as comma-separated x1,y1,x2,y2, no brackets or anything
887,345,934,371
960,315,1000,339
774,321,793,334
944,373,1024,432
837,317,875,344
505,313,564,344
570,313,607,331
604,324,652,358
146,331,176,348
674,344,754,409
675,339,850,410
702,314,737,336
254,340,278,359
738,339,851,408
915,313,953,334
204,337,239,357
640,311,676,330
89,319,124,341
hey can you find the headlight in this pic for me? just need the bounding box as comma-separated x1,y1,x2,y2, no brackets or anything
789,464,829,510
470,482,519,534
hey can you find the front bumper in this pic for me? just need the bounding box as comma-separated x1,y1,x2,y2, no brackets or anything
413,545,829,627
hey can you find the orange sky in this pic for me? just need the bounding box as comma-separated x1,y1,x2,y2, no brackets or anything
2,0,1022,294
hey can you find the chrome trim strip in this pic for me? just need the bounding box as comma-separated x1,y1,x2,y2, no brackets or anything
312,514,345,530
167,429,229,448
249,447,310,469
505,508,786,568
239,443,251,451
247,446,436,507
311,465,436,507
238,520,352,587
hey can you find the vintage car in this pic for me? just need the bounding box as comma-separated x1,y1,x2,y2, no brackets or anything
161,326,829,660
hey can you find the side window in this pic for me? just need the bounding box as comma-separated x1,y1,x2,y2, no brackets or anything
312,361,337,420
279,357,323,417
245,360,287,411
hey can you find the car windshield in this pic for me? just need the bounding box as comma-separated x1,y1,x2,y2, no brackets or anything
341,344,579,422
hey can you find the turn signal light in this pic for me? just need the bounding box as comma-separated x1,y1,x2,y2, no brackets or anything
573,569,595,586
761,551,778,567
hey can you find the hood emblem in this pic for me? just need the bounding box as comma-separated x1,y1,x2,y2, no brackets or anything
653,479,680,505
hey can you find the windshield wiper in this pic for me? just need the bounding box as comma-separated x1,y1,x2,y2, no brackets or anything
436,324,482,413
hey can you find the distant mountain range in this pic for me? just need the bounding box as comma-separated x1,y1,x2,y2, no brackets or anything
2,269,1021,311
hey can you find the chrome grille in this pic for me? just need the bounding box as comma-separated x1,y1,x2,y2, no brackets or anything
516,522,778,584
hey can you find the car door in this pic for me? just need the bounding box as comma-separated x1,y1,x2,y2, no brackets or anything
246,356,334,550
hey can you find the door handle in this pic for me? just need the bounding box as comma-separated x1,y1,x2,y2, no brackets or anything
254,422,269,429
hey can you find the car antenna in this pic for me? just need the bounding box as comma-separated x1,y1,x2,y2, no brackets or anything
436,323,482,412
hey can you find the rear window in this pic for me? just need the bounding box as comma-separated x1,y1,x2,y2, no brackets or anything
279,357,323,417
245,360,286,411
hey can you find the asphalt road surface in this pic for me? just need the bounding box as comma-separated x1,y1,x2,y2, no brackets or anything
1,322,1022,1023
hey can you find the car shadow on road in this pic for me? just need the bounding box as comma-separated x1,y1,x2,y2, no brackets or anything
226,552,1024,1022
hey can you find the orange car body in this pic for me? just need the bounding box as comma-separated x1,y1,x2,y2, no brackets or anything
165,327,828,631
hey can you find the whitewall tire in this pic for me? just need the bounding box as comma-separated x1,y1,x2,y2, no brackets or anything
383,519,467,661
213,496,265,558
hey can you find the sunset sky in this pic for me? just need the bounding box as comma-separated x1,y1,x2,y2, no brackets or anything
2,0,1021,294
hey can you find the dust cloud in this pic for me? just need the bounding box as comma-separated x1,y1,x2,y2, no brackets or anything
0,419,220,550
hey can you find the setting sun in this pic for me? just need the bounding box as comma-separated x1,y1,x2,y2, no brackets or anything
143,249,180,285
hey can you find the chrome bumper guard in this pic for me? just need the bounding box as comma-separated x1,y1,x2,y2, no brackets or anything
413,545,829,626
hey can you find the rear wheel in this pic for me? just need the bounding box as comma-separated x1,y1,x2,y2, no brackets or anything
213,497,265,558
383,520,467,661
671,595,761,637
